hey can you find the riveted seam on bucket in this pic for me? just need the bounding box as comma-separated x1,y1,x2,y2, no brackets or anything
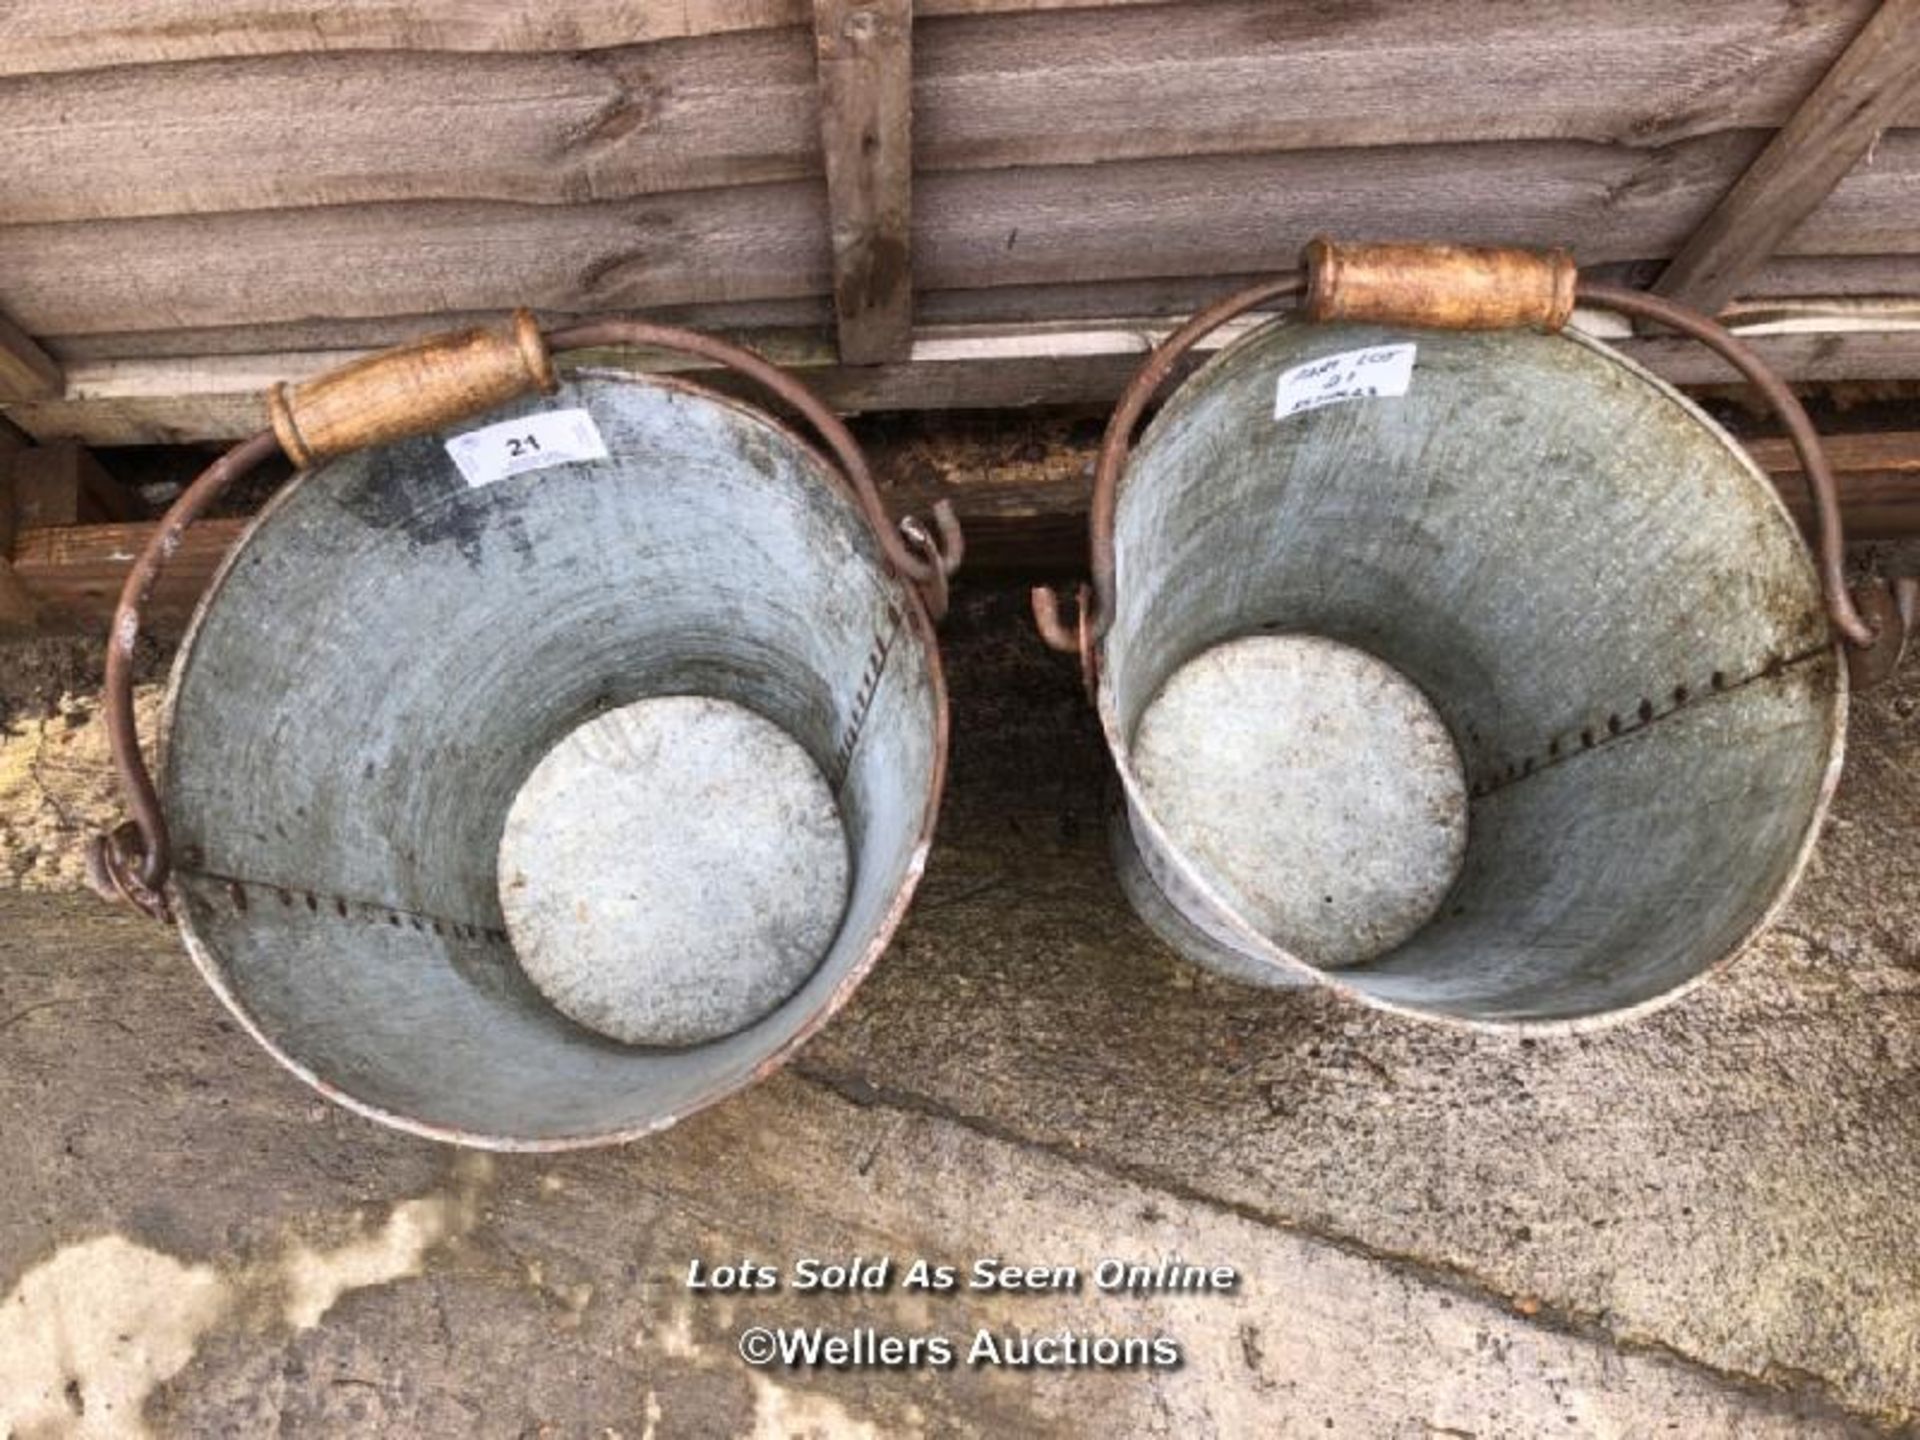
176,868,509,945
1463,644,1834,801
829,602,909,793
735,585,949,1118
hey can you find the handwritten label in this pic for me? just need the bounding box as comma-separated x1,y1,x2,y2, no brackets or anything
1274,344,1416,420
445,409,609,487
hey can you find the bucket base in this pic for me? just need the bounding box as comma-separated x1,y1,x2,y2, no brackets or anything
498,696,851,1047
1131,634,1468,969
1109,800,1309,989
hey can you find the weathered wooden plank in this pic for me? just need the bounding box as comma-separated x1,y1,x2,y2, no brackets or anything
0,419,31,619
0,131,1861,336
0,184,832,337
6,442,139,529
814,0,915,363
1,346,1171,444
0,560,38,632
0,1,1896,226
0,0,1169,78
1741,255,1920,297
1618,327,1920,384
1656,0,1920,313
1747,432,1920,541
0,310,61,400
9,517,247,633
0,37,820,224
880,428,1920,556
0,453,15,561
913,0,1889,166
42,309,836,364
34,258,1920,364
10,445,92,529
1777,129,1920,257
9,426,1915,633
1589,254,1920,304
10,321,1920,446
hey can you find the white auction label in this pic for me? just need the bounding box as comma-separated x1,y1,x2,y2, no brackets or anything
1274,343,1417,420
445,409,610,486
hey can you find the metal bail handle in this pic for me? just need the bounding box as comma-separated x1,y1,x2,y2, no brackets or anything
87,312,963,920
1035,238,1894,687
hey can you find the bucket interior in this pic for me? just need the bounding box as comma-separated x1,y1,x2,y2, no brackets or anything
161,373,942,1144
1105,320,1842,1024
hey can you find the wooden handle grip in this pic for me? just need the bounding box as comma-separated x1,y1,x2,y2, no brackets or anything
267,310,558,467
1303,238,1577,333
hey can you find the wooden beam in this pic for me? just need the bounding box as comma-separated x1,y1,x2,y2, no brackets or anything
0,422,27,556
1655,0,1920,315
0,308,61,401
9,516,246,635
9,316,1920,446
879,429,1920,566
22,256,1920,364
813,0,914,363
1744,431,1920,540
7,443,139,530
0,561,39,633
8,428,1917,631
0,409,37,632
0,460,25,637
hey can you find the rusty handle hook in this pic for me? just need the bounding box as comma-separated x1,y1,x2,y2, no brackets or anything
87,429,283,919
1031,272,1309,666
89,315,962,919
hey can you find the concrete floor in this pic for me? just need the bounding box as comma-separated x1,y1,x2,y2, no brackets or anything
0,591,1916,1437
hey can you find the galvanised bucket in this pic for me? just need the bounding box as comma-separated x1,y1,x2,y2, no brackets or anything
87,316,960,1146
1038,240,1902,1029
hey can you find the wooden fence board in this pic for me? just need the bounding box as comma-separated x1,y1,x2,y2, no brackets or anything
10,516,245,632
0,36,820,224
1774,129,1920,254
23,130,1910,336
0,0,1172,78
0,0,1912,414
0,184,835,336
0,1,1901,225
912,0,1886,164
